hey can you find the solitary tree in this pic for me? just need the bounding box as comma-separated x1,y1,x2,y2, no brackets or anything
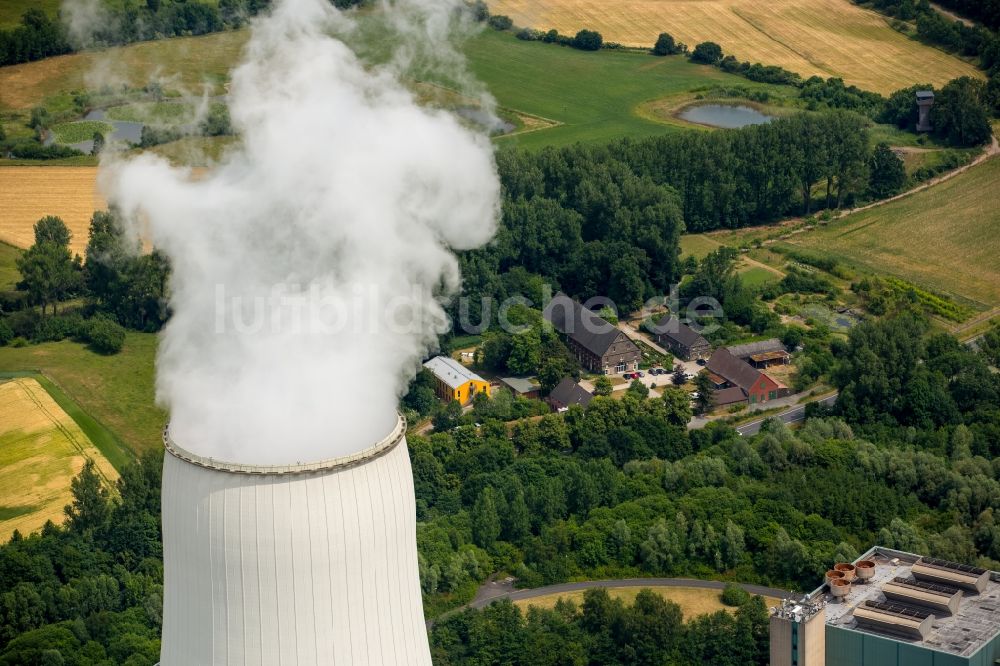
652,32,682,56
33,215,72,247
593,375,614,396
17,217,79,315
573,29,603,51
690,41,723,65
672,365,687,385
627,379,649,400
868,142,906,198
91,131,106,156
65,459,110,534
692,372,716,414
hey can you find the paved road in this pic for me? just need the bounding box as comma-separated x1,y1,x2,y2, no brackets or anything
736,393,838,436
468,577,796,611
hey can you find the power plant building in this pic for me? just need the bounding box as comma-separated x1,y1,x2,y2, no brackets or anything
770,547,1000,666
159,413,432,666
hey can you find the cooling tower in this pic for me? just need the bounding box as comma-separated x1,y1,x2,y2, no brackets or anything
159,413,432,665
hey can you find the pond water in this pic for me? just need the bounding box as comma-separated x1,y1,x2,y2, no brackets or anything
678,104,775,129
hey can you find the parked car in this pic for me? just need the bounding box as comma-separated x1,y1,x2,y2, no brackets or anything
637,371,645,377
623,372,634,379
696,358,707,366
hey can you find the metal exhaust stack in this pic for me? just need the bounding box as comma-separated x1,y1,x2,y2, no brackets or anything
159,413,431,665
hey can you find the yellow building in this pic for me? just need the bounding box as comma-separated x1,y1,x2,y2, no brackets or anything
423,356,491,405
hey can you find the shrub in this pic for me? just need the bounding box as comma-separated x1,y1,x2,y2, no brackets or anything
5,309,41,339
32,313,87,343
487,15,513,31
721,582,751,607
572,29,603,51
516,27,542,41
0,319,13,345
542,29,559,43
691,41,723,65
10,337,28,348
86,317,126,354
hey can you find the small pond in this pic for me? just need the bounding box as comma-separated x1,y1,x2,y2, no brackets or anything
679,104,775,129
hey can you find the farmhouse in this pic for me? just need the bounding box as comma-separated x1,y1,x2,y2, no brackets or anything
649,315,711,361
726,339,789,368
499,376,541,399
423,356,491,406
705,348,788,406
543,293,640,374
547,378,594,411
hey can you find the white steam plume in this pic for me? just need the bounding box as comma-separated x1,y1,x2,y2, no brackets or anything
101,0,500,465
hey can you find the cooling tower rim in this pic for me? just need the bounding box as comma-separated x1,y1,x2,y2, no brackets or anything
162,412,406,476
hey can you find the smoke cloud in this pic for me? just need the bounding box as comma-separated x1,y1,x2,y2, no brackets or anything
101,0,500,464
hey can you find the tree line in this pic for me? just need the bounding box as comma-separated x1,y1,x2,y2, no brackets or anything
430,589,770,666
0,0,364,68
1,212,169,353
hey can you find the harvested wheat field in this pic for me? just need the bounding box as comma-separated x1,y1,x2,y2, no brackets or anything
0,377,118,542
489,0,980,93
0,167,104,256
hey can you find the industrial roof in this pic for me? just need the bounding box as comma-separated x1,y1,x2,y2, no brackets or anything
423,356,487,390
543,293,635,358
819,547,1000,658
649,315,709,348
499,377,541,394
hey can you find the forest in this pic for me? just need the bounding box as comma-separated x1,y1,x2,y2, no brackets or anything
3,311,999,663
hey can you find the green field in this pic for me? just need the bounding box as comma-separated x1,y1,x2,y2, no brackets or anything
0,334,165,455
781,157,1000,310
2,24,792,150
0,0,61,28
0,243,22,291
50,120,114,144
465,30,786,149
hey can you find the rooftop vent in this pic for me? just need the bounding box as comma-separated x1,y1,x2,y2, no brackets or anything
853,600,935,640
883,577,963,615
913,557,989,594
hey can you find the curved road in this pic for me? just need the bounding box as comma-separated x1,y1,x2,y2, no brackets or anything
736,393,838,436
468,577,796,611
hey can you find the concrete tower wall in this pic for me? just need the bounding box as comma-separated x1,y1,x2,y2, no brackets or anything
159,416,431,666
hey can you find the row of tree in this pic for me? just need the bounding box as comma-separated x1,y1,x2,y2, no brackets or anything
2,212,169,352
430,590,770,666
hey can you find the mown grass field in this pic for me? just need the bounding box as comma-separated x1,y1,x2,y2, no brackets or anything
0,377,119,542
513,586,780,620
0,334,165,456
489,0,981,93
0,167,104,255
465,29,784,148
781,157,1000,309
